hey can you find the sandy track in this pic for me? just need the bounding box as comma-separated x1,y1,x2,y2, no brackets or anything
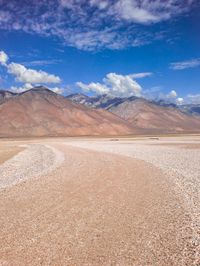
0,139,199,265
69,140,200,215
69,139,200,263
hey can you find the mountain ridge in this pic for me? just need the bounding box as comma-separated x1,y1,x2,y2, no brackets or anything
0,87,134,137
67,92,200,134
1,87,200,136
66,92,200,116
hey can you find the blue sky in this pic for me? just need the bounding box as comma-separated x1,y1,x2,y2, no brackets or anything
0,0,200,104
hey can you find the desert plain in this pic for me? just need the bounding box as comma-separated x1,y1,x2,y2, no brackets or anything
0,135,200,266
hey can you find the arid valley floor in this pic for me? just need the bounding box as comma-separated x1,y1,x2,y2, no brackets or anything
0,136,200,265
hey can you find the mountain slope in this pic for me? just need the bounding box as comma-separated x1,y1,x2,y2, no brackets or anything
180,104,200,116
108,98,200,134
66,93,200,134
0,87,134,137
0,90,16,104
66,93,128,109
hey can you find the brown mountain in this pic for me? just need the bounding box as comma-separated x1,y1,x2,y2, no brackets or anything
108,98,200,134
0,87,134,137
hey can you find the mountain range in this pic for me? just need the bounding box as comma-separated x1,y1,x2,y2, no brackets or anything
67,93,200,134
66,93,200,115
0,87,133,137
0,87,200,137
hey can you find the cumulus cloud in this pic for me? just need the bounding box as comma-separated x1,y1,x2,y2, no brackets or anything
76,81,109,95
8,63,61,84
77,72,143,97
0,51,61,85
0,50,9,65
170,59,200,70
161,89,181,103
76,73,189,106
167,90,177,98
76,77,186,105
145,88,184,105
157,90,186,105
0,0,194,51
176,97,184,105
105,73,142,97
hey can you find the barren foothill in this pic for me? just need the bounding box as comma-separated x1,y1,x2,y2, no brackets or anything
0,136,199,265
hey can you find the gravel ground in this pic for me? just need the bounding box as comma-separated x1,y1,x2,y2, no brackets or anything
68,138,200,264
0,144,64,190
0,137,199,265
0,145,25,164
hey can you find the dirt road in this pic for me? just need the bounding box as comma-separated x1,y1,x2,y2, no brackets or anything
0,138,199,265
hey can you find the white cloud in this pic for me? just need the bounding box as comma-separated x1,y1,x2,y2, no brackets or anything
76,75,192,106
76,78,188,106
129,72,152,79
22,59,61,67
162,90,181,104
170,59,200,70
0,10,11,23
176,97,184,105
0,51,61,84
168,90,177,98
157,90,186,106
90,0,108,10
59,0,75,8
146,89,183,105
77,72,143,97
114,0,193,24
0,50,9,65
0,0,194,51
7,62,61,84
76,81,109,95
105,73,142,97
115,0,158,24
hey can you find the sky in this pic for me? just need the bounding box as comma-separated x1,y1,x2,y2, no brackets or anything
0,0,200,104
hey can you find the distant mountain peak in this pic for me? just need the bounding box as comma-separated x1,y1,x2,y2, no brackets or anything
69,92,87,97
20,86,57,96
33,85,47,90
66,93,142,109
